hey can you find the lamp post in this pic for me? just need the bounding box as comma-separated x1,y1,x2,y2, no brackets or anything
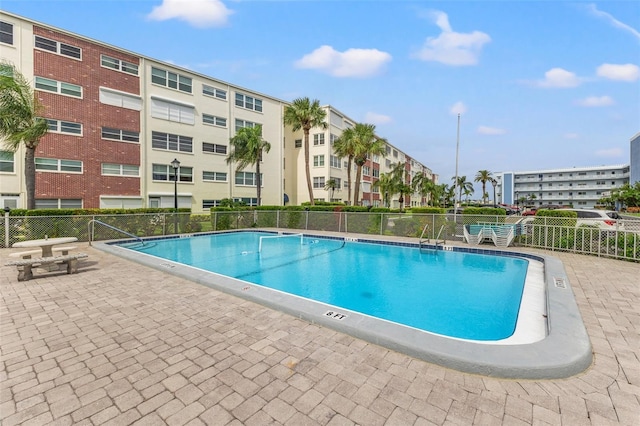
515,191,519,213
171,158,180,234
491,179,497,208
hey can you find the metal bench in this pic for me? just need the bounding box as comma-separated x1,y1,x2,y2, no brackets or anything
5,253,88,281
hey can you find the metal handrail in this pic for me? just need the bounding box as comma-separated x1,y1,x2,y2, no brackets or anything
419,224,445,251
88,219,145,246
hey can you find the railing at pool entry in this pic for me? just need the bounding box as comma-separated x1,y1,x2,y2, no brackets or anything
88,219,146,247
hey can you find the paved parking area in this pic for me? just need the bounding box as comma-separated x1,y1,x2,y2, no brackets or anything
1,243,639,425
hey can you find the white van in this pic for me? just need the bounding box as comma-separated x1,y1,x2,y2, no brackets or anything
560,209,624,230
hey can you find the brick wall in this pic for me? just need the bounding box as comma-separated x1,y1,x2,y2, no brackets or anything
33,27,141,208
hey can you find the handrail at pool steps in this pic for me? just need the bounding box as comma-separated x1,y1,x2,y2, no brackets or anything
88,219,145,247
419,224,445,252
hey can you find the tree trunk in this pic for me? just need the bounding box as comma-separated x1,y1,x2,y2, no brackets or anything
256,157,261,207
303,129,314,205
346,157,352,205
25,144,36,210
353,164,362,206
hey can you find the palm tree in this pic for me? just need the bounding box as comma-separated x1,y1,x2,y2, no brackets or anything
373,173,394,207
452,176,473,206
324,178,338,201
0,61,49,209
226,125,271,206
283,97,327,205
351,124,387,206
390,161,413,212
474,170,493,204
332,128,358,205
411,172,435,206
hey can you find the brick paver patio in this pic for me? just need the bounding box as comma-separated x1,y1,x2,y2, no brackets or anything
1,242,639,425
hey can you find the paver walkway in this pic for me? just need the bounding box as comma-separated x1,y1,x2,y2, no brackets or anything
1,242,639,425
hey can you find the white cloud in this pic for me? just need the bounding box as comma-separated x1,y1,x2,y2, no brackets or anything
535,68,582,88
449,101,467,115
575,95,615,107
596,63,640,82
294,45,391,78
413,10,491,66
586,4,640,41
564,133,579,139
364,112,392,125
147,0,233,28
596,147,623,158
477,126,506,135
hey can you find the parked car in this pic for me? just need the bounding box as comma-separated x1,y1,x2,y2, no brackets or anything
559,208,624,230
522,208,537,217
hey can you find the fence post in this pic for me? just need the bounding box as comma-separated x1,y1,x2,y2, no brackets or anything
4,208,9,248
276,210,280,228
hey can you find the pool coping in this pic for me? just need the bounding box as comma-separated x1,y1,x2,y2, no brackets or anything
94,230,593,379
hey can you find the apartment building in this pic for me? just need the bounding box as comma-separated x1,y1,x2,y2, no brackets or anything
496,164,630,209
0,11,434,211
631,132,640,185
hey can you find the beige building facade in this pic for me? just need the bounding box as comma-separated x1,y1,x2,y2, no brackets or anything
1,11,435,212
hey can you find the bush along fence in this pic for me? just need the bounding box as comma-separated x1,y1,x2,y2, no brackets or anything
1,206,637,261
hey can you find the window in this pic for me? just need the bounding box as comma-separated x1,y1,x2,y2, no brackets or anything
101,127,140,143
151,98,195,124
45,119,82,135
386,146,391,155
313,134,325,146
373,168,380,178
393,149,398,158
152,164,192,182
151,67,192,93
0,21,13,45
100,54,138,75
295,139,302,148
203,171,227,182
343,161,349,169
34,35,81,59
313,176,325,189
202,142,227,154
0,150,14,172
35,199,82,209
101,163,139,176
203,199,222,209
330,155,341,168
151,131,192,153
99,88,142,110
202,114,227,127
313,155,325,167
363,166,370,176
35,77,82,98
235,119,258,132
330,134,338,145
235,171,262,186
235,93,262,112
331,177,341,187
202,84,227,100
35,158,82,173
233,197,258,206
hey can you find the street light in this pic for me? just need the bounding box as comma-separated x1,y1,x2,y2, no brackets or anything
491,179,498,208
171,158,180,234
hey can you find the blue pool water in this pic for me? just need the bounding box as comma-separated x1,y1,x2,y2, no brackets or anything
126,231,529,341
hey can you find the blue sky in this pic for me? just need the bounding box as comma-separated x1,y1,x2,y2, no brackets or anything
3,0,639,194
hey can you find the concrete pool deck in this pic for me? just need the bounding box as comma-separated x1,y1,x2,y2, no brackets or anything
1,238,639,425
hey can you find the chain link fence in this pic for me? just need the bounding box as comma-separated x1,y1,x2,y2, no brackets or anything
2,211,638,261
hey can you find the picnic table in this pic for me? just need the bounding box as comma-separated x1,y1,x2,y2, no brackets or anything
6,237,87,281
13,236,78,257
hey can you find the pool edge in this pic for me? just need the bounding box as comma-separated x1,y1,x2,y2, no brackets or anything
93,233,593,380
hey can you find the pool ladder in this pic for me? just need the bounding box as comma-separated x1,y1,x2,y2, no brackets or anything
419,224,445,252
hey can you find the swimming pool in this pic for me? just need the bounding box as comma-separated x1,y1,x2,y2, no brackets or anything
96,230,592,379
